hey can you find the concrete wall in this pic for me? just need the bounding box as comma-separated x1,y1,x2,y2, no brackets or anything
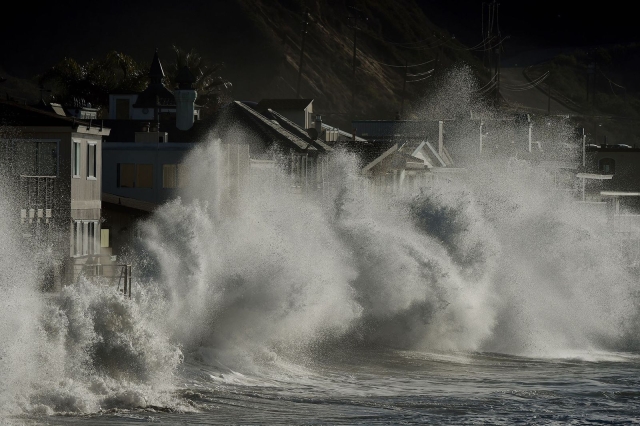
102,142,195,204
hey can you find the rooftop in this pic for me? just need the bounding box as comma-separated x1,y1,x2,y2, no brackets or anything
257,98,313,111
0,100,109,135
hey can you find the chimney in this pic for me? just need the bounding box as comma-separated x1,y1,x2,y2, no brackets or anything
315,114,322,135
175,66,197,131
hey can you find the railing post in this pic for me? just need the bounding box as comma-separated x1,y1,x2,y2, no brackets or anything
123,265,128,297
128,265,132,299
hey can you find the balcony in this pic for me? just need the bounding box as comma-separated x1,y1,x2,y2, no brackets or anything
19,175,56,224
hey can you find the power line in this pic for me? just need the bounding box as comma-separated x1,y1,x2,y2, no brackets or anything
368,58,435,68
475,73,497,89
361,31,439,47
501,71,550,91
406,74,434,83
407,69,434,77
598,68,626,89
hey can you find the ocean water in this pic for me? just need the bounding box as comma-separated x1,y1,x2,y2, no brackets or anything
27,350,640,425
3,81,640,424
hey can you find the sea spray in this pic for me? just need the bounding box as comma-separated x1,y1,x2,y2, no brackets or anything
139,134,639,362
0,182,183,416
3,67,640,420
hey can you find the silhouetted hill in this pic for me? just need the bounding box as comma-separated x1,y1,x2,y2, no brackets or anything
0,0,486,128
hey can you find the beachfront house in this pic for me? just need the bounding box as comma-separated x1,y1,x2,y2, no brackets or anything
0,99,112,290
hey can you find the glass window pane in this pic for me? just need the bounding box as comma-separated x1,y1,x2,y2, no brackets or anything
118,163,135,187
136,164,154,188
87,144,96,178
73,142,81,176
163,164,177,188
177,163,188,188
37,142,57,176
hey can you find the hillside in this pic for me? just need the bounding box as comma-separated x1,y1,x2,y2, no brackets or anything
0,0,486,129
234,0,486,126
522,44,640,145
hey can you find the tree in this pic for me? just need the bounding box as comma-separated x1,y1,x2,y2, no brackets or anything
40,51,147,114
168,45,232,110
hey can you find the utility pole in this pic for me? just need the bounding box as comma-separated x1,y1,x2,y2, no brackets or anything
295,9,310,99
592,62,597,109
581,127,586,168
39,84,51,104
495,48,501,105
400,59,408,117
547,79,551,115
586,70,590,103
348,6,365,122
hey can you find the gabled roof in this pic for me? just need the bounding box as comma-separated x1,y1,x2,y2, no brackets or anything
149,50,165,81
267,108,332,153
362,142,427,174
233,101,315,153
134,50,175,108
257,98,313,111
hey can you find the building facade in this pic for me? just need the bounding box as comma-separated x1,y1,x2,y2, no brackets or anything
0,100,111,290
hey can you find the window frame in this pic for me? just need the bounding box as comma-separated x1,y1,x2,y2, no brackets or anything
598,158,616,175
162,164,178,189
72,140,81,178
135,164,154,189
117,163,136,188
86,142,97,180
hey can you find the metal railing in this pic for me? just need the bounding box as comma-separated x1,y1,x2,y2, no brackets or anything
67,263,133,298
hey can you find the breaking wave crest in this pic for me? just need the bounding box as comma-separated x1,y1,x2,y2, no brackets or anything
140,141,639,362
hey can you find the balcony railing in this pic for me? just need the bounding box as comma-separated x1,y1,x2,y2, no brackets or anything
19,176,57,223
66,263,133,298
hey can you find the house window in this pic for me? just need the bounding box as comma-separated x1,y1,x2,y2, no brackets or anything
599,158,615,174
163,164,177,188
136,164,154,188
117,164,153,188
73,141,81,177
177,163,188,188
115,98,130,119
15,141,58,176
87,143,97,179
73,220,99,256
117,163,135,187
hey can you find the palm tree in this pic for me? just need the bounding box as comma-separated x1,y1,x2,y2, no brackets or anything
168,45,232,110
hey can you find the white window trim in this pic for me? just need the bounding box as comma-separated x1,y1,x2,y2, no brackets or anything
72,140,81,179
86,142,97,180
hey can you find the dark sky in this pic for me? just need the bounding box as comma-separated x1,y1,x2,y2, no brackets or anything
419,0,637,49
0,1,263,77
0,0,636,78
